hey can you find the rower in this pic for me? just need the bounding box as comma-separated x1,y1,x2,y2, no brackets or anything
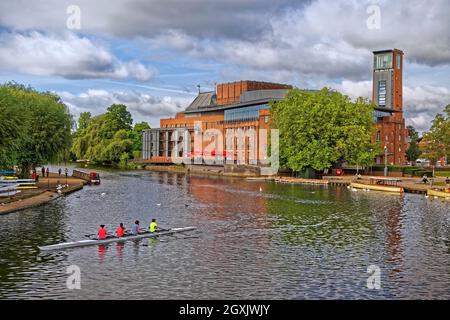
149,218,158,233
98,225,108,240
116,223,125,237
132,220,141,235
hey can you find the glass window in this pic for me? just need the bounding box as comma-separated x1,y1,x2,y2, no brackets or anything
375,53,393,69
378,81,386,107
396,54,401,69
264,115,269,124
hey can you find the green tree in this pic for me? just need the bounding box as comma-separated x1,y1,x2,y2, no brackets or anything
405,125,421,164
78,112,92,131
0,83,73,176
129,121,151,157
106,104,132,131
271,88,377,172
0,86,25,168
421,105,450,171
71,104,139,165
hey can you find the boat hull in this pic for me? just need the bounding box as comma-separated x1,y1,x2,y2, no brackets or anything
350,182,404,193
0,190,21,197
427,189,450,199
39,226,196,251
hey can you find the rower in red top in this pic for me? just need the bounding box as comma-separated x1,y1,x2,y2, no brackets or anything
98,225,108,240
115,223,125,237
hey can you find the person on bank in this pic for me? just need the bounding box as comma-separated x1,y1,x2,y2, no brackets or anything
98,225,108,240
116,223,125,237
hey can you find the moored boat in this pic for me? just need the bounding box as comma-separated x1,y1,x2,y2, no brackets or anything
350,177,404,193
39,226,196,251
73,169,101,185
427,188,450,199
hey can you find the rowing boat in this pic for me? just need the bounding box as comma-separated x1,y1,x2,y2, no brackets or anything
38,226,196,251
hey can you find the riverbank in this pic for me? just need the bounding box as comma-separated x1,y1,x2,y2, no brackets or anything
144,164,446,194
0,172,85,215
144,164,261,177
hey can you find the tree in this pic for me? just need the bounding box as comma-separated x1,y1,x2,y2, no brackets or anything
421,105,450,171
71,104,139,165
78,112,92,131
129,121,151,157
0,86,26,168
0,83,73,177
405,125,421,164
271,88,378,172
106,104,132,131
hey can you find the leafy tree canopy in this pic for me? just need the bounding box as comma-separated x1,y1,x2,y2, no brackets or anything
72,105,149,165
271,88,378,172
0,82,73,176
405,125,421,163
420,105,450,165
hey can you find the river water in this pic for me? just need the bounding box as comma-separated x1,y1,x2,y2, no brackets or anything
0,168,449,299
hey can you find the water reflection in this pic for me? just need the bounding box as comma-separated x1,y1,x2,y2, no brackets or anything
0,169,448,299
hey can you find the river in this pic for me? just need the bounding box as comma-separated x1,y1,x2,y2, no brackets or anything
0,168,449,299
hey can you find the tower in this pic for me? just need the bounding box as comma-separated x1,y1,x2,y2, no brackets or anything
372,49,408,165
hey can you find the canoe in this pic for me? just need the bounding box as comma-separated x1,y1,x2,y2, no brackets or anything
0,184,19,192
350,182,404,193
39,226,196,251
0,179,35,183
0,190,21,197
16,186,38,190
427,188,450,200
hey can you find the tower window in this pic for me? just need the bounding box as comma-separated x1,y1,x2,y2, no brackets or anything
378,81,386,107
396,54,401,69
375,53,393,69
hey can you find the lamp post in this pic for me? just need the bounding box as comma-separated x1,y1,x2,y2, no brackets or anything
384,145,388,177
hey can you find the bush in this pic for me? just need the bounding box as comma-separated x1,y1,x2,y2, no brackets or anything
370,165,412,173
388,166,409,172
413,170,433,177
371,165,385,172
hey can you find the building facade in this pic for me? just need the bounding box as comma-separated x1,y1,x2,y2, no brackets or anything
143,49,409,168
372,49,409,165
142,81,292,166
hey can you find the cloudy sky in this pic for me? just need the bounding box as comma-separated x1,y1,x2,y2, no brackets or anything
0,0,449,133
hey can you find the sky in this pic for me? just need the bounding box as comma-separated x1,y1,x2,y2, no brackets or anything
0,0,449,133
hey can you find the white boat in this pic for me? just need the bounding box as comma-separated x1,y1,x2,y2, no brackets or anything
39,226,196,251
0,179,35,184
0,184,20,192
0,190,21,197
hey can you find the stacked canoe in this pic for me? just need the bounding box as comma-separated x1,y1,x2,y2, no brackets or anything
0,177,37,197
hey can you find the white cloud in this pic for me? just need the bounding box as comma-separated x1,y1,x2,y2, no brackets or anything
0,32,157,80
335,80,450,133
58,89,192,120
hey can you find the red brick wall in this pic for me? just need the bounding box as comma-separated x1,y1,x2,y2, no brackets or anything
216,81,291,105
